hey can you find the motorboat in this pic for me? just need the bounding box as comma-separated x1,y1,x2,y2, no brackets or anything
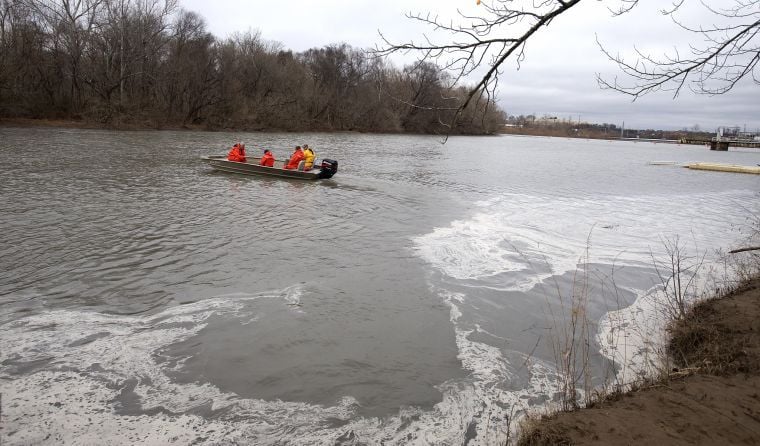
201,155,338,180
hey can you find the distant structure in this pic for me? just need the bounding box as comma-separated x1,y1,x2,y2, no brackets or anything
717,126,759,141
686,126,760,150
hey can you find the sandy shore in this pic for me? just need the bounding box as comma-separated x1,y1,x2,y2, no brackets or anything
519,276,760,445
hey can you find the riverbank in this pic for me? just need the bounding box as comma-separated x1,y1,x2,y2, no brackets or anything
0,117,217,132
0,117,394,134
0,117,504,136
519,275,760,445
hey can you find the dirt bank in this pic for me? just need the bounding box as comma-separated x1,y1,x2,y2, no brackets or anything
520,277,760,445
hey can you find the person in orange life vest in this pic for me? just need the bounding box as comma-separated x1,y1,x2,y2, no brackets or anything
226,143,239,161
227,143,246,162
260,149,275,167
284,145,304,170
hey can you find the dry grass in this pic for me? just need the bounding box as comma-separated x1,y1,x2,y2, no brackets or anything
517,415,574,446
668,278,760,376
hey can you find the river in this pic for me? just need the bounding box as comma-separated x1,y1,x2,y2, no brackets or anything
1,127,758,444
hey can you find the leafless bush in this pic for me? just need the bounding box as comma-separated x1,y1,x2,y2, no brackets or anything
542,234,594,412
650,235,706,322
728,211,760,282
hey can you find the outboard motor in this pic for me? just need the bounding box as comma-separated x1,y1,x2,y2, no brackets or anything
318,159,338,179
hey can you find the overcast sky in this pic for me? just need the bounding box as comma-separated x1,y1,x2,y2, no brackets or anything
179,0,760,131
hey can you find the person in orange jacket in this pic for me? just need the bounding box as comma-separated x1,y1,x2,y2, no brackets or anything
284,145,304,170
227,143,247,162
260,149,275,167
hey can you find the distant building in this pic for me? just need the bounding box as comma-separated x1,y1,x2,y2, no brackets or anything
717,126,758,141
535,116,559,125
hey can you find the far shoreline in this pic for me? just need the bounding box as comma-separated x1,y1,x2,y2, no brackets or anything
0,117,502,137
0,117,665,142
7,117,758,151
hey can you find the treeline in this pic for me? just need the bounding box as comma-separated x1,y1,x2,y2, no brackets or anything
0,0,505,134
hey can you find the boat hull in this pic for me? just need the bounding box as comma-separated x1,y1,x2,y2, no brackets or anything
201,155,333,180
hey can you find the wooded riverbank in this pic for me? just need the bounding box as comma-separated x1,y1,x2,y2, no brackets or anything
0,2,504,136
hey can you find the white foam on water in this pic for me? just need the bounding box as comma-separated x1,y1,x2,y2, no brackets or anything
0,284,559,445
596,284,672,383
4,189,755,445
596,258,753,384
596,191,760,383
412,191,749,292
411,189,758,437
0,287,364,445
412,289,563,445
282,284,304,307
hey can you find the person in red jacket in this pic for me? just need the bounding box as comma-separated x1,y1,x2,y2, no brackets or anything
227,143,247,162
260,149,275,167
284,146,304,170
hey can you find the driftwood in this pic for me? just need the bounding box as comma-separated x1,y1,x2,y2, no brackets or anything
729,246,760,254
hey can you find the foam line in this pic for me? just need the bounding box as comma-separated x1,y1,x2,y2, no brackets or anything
413,191,753,292
0,285,560,445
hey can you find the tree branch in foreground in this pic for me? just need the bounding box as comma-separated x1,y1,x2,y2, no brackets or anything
373,0,581,139
597,0,760,99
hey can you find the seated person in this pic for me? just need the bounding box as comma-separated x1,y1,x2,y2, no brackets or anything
260,149,275,167
284,146,304,170
227,143,247,162
303,144,315,170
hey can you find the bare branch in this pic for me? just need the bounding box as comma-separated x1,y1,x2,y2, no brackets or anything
373,0,581,137
598,0,760,98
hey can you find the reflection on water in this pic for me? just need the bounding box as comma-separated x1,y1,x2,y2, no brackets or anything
1,127,758,444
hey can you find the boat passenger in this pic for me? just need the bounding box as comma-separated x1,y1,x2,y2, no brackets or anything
227,143,247,163
303,144,315,170
284,146,305,170
260,149,275,167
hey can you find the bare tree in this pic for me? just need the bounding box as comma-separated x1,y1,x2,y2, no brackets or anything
161,9,218,124
300,44,378,130
23,0,105,112
374,0,581,133
598,0,760,98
